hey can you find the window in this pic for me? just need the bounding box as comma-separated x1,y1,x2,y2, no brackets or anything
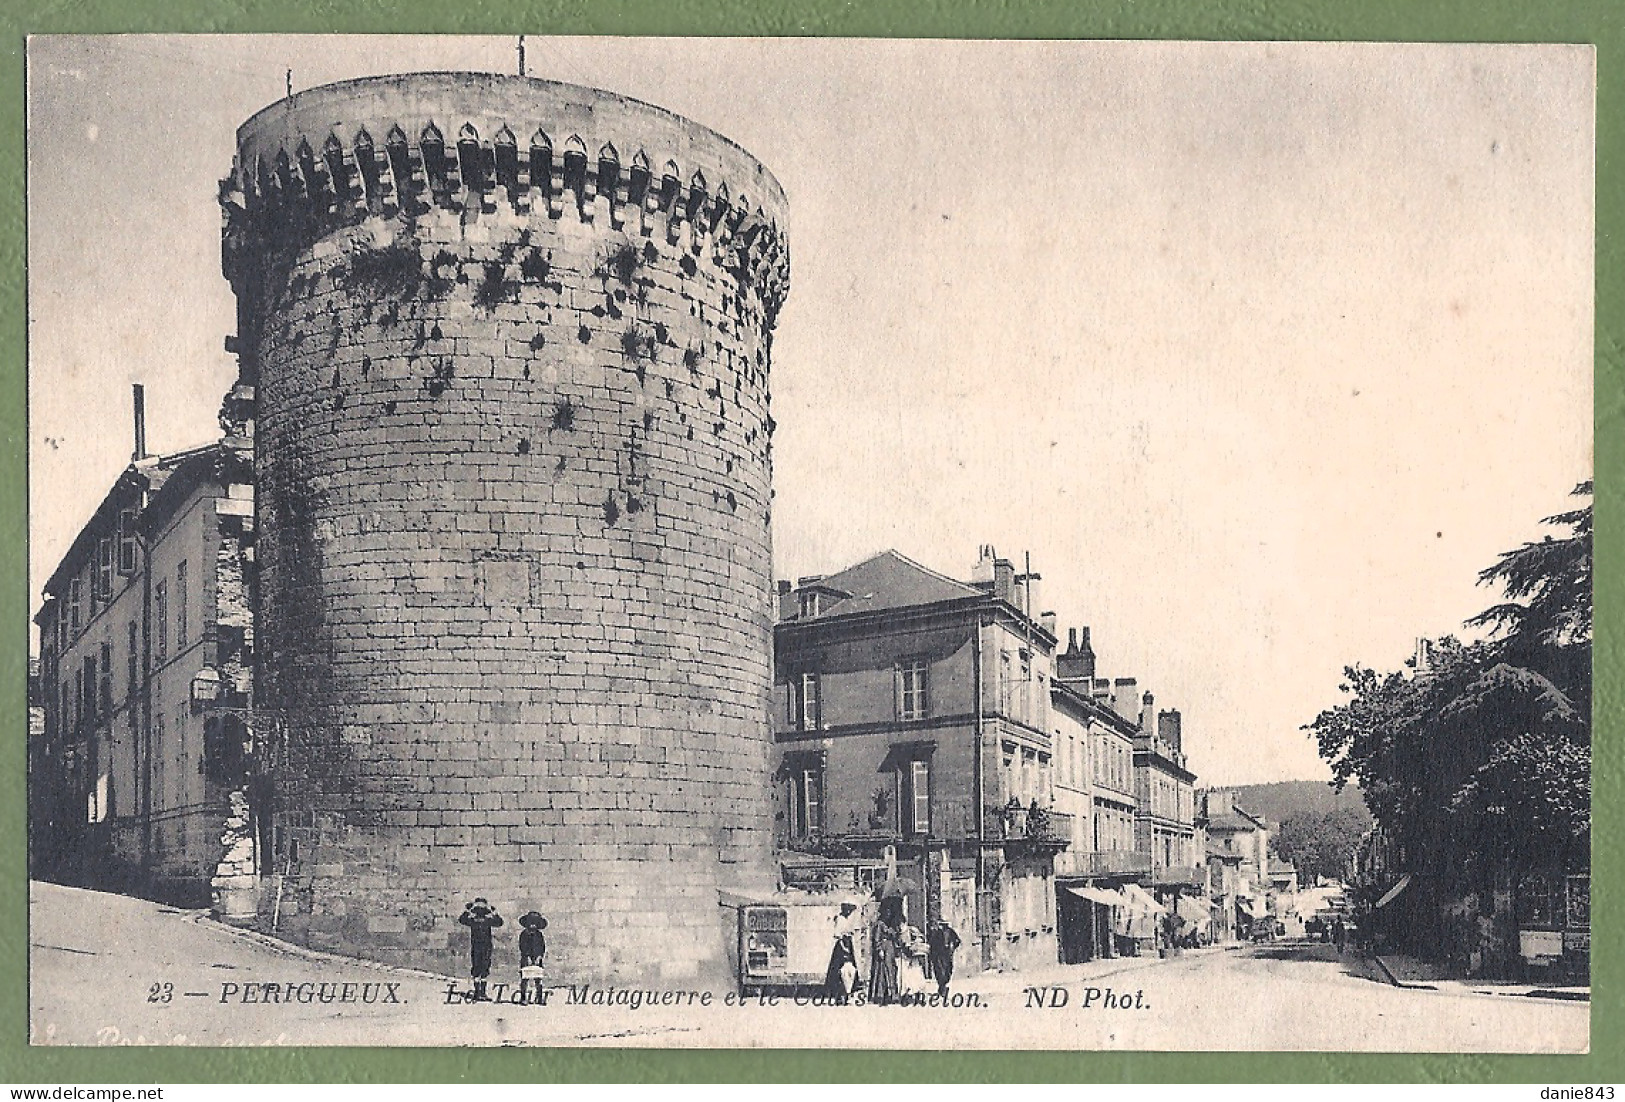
55,604,66,653
798,590,819,618
789,672,821,730
154,714,166,810
1018,651,1031,724
176,704,189,804
127,621,138,693
897,658,929,721
154,581,168,662
787,758,823,840
99,642,112,717
1566,876,1590,930
117,509,138,575
175,560,188,650
82,655,96,724
96,537,114,606
70,577,83,636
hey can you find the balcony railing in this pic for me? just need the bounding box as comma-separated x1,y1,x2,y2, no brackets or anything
1152,864,1208,888
985,806,1074,847
1058,849,1152,877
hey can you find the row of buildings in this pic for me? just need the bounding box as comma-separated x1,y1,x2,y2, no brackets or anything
765,545,1293,970
30,405,1296,974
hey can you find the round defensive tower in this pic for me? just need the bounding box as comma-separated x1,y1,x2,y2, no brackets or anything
218,72,789,983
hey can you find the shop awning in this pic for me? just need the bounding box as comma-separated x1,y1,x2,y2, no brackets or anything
1068,885,1126,908
1374,874,1412,909
1122,883,1167,915
1176,895,1211,928
1235,896,1257,918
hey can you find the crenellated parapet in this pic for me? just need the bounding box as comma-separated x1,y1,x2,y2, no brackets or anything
220,72,790,324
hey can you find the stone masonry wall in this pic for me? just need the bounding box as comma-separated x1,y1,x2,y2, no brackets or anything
220,73,790,983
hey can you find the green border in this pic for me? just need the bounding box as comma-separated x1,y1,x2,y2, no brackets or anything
2,0,1618,1084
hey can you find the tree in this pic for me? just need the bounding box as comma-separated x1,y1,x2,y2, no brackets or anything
1272,804,1372,884
1468,480,1592,650
1305,482,1591,887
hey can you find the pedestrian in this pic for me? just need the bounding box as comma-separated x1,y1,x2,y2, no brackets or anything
518,911,547,1005
868,903,902,1006
1333,917,1347,955
1161,910,1181,957
458,897,505,1002
824,902,860,1003
926,920,962,998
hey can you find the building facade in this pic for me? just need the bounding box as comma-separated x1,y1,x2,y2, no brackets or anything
33,425,255,911
1200,790,1272,933
771,547,1068,972
1049,629,1151,962
1133,707,1198,873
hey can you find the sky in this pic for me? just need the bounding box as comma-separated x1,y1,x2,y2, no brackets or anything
26,36,1594,785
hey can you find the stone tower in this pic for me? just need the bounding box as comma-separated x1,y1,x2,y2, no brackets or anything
218,72,789,983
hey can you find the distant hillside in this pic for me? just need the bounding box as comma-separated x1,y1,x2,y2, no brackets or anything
1205,780,1370,828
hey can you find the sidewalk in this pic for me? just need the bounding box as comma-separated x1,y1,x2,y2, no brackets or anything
1372,951,1590,1003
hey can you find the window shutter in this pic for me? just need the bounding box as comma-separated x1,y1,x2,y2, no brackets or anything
96,538,114,603
117,509,138,575
805,767,822,834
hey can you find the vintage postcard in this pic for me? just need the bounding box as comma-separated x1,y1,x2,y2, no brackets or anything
25,35,1593,1050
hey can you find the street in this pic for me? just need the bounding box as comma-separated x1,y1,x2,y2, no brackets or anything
30,882,1587,1051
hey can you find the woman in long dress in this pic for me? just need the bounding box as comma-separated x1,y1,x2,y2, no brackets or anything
824,903,859,1002
867,914,900,1005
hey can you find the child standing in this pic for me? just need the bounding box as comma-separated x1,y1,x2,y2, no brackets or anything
458,898,504,1002
518,911,548,1005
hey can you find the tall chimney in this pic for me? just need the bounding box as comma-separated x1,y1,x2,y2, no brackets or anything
1020,553,1040,617
1112,677,1138,723
1159,708,1183,758
1057,626,1098,682
132,384,147,461
971,544,997,585
993,557,1015,604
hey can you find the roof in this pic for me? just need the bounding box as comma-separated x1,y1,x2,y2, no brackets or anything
796,550,983,620
1050,677,1141,735
41,440,242,598
1205,811,1267,834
